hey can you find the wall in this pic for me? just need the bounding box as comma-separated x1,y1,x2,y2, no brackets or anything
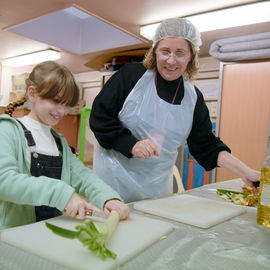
74,71,102,107
0,64,13,106
194,56,220,121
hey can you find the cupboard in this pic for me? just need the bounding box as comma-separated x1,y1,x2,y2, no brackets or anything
215,60,270,182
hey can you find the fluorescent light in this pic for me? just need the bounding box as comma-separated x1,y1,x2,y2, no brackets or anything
4,49,61,67
140,2,270,40
188,2,270,32
140,23,160,40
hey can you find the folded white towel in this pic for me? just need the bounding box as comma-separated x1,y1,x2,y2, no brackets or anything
209,32,270,61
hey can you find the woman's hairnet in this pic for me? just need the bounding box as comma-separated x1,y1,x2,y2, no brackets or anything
153,18,202,51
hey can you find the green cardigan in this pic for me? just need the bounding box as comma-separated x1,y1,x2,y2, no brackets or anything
0,114,122,229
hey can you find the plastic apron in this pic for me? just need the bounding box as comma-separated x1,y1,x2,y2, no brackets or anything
94,70,197,203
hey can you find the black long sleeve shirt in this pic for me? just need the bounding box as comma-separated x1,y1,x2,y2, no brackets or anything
90,62,230,171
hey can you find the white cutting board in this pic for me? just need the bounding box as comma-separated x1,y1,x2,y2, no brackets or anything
133,194,246,229
1,213,173,270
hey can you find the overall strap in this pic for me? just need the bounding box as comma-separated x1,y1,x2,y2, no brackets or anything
17,119,35,147
53,134,63,153
17,119,62,153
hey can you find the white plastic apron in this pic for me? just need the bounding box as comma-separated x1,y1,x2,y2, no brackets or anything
94,70,197,203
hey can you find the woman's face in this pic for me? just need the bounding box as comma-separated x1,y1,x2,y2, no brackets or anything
155,37,191,81
28,87,70,126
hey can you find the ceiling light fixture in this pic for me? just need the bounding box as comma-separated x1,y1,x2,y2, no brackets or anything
4,49,61,67
140,2,270,40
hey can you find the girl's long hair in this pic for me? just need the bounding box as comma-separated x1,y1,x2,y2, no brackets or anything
5,61,80,116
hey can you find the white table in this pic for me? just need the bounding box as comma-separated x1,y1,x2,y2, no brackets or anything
1,179,270,270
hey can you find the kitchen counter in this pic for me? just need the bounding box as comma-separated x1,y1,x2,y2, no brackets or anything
0,179,270,270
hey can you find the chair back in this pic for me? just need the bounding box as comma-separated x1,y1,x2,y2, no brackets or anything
173,165,185,194
168,165,185,195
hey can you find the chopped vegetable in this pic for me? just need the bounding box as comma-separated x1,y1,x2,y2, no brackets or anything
46,210,120,260
242,186,253,194
216,187,259,207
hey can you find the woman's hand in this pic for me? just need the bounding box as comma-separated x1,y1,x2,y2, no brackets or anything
131,139,160,159
104,200,130,220
64,192,104,219
217,151,261,193
240,168,261,193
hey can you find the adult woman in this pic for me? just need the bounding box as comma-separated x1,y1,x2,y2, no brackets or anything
90,18,260,203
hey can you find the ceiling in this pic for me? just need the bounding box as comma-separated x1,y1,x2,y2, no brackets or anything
0,0,269,74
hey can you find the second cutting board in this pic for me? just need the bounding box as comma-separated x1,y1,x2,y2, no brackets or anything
133,194,246,229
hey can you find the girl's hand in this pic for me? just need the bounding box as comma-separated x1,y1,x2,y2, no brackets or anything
64,192,104,219
131,139,160,159
104,200,130,220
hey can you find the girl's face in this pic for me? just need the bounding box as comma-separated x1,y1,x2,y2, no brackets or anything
27,87,70,126
155,37,191,81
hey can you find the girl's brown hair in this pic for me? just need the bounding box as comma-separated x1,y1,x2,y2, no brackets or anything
5,61,80,116
143,40,199,80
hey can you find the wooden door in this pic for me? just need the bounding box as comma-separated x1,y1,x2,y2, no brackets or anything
216,61,270,182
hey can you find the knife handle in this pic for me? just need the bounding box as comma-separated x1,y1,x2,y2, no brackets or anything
253,181,260,188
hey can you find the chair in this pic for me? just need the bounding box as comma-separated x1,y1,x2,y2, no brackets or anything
173,165,185,193
184,158,211,190
168,165,185,195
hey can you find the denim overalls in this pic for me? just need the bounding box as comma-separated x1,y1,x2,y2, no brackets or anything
18,120,63,221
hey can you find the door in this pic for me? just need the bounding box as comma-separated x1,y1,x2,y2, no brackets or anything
216,61,270,182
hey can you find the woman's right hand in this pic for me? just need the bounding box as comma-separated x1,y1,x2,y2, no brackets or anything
64,192,104,219
131,139,160,159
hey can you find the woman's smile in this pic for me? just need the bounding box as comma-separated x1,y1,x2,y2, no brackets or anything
155,37,191,81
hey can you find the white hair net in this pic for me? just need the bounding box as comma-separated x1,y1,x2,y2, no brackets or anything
153,18,202,51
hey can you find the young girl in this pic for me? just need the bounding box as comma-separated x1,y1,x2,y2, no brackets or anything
0,61,129,230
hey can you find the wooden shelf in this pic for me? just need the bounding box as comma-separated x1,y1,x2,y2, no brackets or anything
84,48,149,70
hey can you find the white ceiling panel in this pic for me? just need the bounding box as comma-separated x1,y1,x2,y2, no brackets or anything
8,7,144,55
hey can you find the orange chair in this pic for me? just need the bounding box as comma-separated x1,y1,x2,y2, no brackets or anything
184,158,211,190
